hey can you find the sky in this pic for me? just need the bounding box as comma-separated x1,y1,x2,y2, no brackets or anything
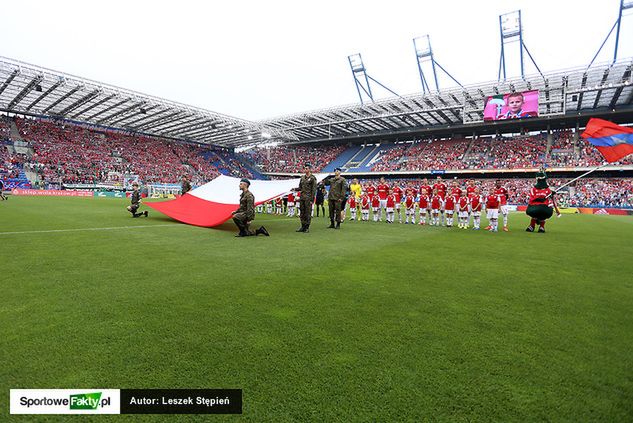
2,0,632,121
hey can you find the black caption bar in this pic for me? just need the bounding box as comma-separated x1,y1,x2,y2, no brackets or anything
120,389,242,414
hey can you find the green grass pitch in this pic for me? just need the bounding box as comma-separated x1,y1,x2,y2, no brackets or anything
1,196,632,422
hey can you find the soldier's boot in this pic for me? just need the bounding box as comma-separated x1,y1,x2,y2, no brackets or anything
303,225,309,233
296,224,305,232
327,219,335,228
335,221,341,229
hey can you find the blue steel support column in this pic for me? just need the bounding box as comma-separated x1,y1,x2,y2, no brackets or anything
348,54,373,104
588,0,632,68
518,10,525,79
498,14,506,81
414,35,441,92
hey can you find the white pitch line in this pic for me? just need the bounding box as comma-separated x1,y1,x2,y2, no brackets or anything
0,224,178,236
0,216,293,236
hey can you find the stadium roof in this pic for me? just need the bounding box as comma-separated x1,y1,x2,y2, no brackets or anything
261,59,633,144
0,56,293,147
1,55,632,148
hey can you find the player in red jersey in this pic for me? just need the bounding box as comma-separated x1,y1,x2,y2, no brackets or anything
385,189,396,223
287,191,296,217
457,191,470,229
433,176,447,197
433,176,447,225
418,188,430,225
494,179,510,231
365,183,376,205
371,192,380,222
485,191,500,232
348,195,357,221
469,187,484,230
466,179,476,197
404,186,414,198
376,177,389,222
419,178,432,201
444,193,457,227
404,192,416,224
430,188,444,226
360,193,370,221
392,184,403,223
450,180,462,197
466,181,477,227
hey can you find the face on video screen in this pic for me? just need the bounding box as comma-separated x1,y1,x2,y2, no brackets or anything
484,90,539,121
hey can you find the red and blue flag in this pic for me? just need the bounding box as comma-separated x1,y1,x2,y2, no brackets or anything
581,118,633,163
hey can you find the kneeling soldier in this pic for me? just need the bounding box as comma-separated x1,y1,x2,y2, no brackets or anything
232,178,269,237
127,182,148,218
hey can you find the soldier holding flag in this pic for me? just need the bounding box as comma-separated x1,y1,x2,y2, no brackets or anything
181,176,192,195
296,164,317,233
327,168,347,229
232,178,269,237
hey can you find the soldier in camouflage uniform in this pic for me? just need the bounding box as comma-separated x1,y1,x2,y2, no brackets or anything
296,164,317,233
232,178,269,237
181,176,192,195
127,181,148,218
327,167,347,229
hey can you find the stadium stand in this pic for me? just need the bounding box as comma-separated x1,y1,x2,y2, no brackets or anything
4,113,633,198
287,132,633,173
2,117,260,186
349,144,402,172
243,145,346,173
0,117,10,141
321,145,362,172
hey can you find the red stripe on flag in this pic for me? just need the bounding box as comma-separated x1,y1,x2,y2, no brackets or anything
595,144,633,163
582,118,633,139
147,193,239,227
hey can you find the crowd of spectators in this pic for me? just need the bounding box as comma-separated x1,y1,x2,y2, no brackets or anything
0,148,27,180
213,149,253,179
568,178,633,208
242,145,346,173
7,117,254,185
3,116,632,206
367,132,633,172
0,118,10,141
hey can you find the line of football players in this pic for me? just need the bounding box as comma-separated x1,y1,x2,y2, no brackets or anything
346,177,510,232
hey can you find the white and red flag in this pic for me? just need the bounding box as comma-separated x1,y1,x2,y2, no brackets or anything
147,174,327,227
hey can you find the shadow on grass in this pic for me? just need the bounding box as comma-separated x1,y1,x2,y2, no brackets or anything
149,213,238,235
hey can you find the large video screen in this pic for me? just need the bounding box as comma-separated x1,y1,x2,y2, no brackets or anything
483,90,539,121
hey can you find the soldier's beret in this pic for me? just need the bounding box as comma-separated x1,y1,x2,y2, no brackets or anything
240,178,251,186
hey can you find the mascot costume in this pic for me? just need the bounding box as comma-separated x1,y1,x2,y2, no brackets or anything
526,169,556,233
